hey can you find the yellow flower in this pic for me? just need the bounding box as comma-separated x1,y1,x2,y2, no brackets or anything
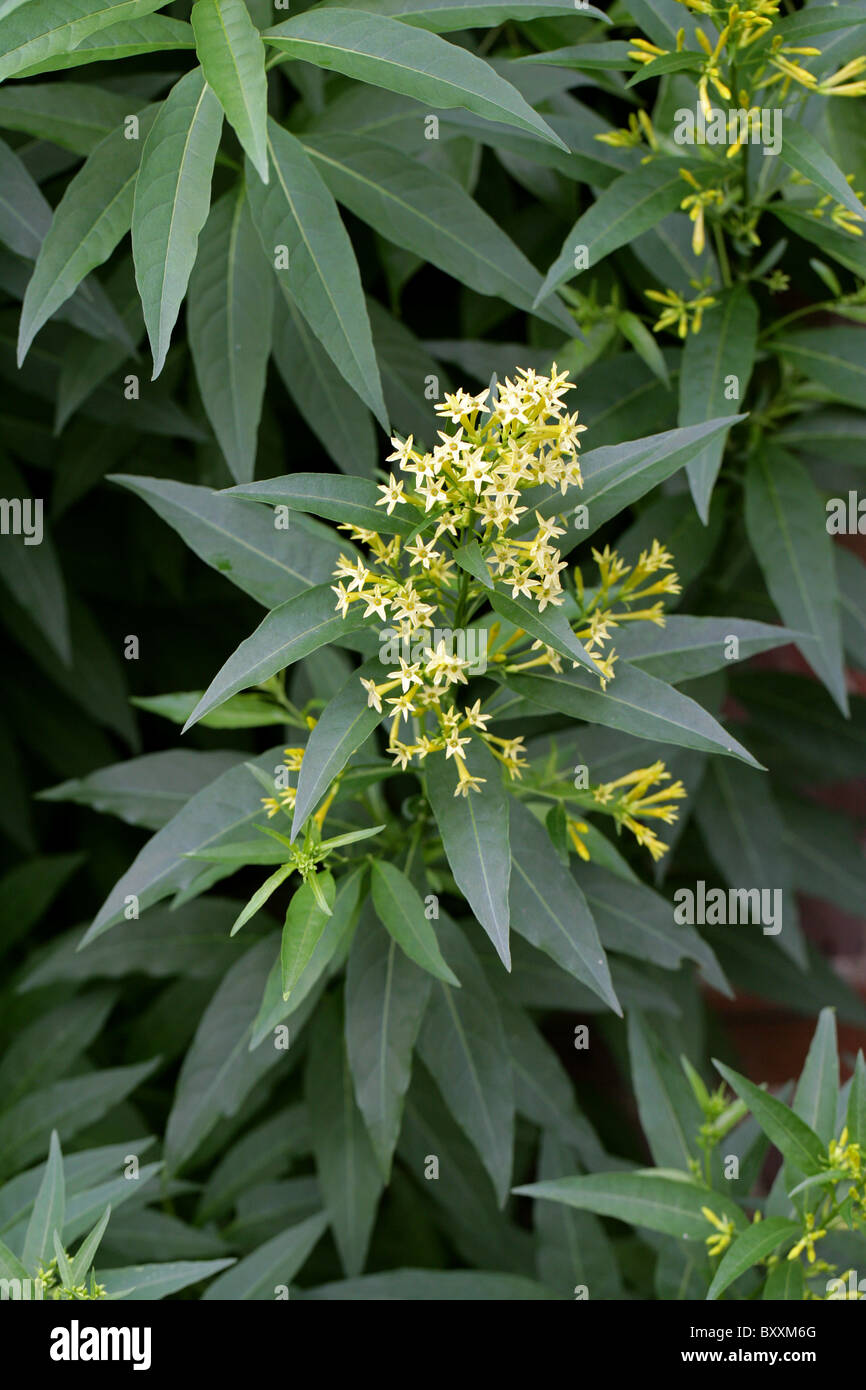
702,1206,735,1257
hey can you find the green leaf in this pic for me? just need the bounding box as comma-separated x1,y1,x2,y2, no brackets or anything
505,1007,607,1164
454,539,492,590
184,583,372,731
281,872,337,999
232,862,293,937
488,587,599,675
524,419,746,553
678,286,758,521
100,1258,235,1300
617,309,670,387
612,615,801,684
345,903,432,1177
292,657,384,837
426,739,511,968
792,1007,838,1146
302,133,573,333
694,761,805,969
264,10,567,151
775,327,866,411
133,691,288,730
225,471,416,535
302,1269,559,1299
370,859,459,985
0,133,51,259
0,454,70,662
314,0,611,30
536,159,697,304
82,746,287,942
164,935,281,1172
201,1213,328,1299
417,916,514,1204
706,1217,800,1301
22,1130,64,1276
12,16,194,78
113,475,345,607
0,1062,158,1181
515,1171,746,1241
713,1062,827,1176
780,121,866,228
744,446,847,714
188,187,273,483
18,105,159,362
38,750,244,831
508,799,619,1011
846,1051,866,1150
191,0,268,183
307,994,384,1277
246,120,387,429
0,81,131,154
508,662,761,766
273,293,376,477
0,0,171,84
132,67,222,378
763,1259,804,1300
69,1204,112,1286
628,1013,700,1169
0,1236,30,1282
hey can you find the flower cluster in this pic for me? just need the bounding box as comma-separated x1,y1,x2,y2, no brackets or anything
331,367,588,794
579,760,688,862
329,369,682,808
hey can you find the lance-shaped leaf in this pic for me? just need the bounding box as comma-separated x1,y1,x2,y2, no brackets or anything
246,120,387,429
536,159,697,304
508,662,761,766
426,739,511,968
231,862,293,937
780,121,866,228
302,133,573,333
292,658,385,837
113,476,346,608
184,584,373,731
774,327,866,411
13,16,195,79
508,799,619,1011
22,1130,64,1275
707,1217,800,1301
678,286,758,521
0,134,52,258
518,418,745,553
0,0,170,84
514,1171,747,1241
273,294,376,478
264,10,567,150
489,587,599,675
346,903,432,1178
308,994,384,1277
225,471,416,535
201,1213,328,1299
281,872,337,1000
99,1258,235,1300
82,745,286,943
164,934,282,1171
791,1008,838,1147
370,860,458,985
68,1204,112,1286
744,446,847,714
315,0,611,30
417,916,514,1205
132,67,222,378
612,615,800,684
847,1051,866,1151
191,0,268,183
628,1012,700,1169
713,1061,827,1176
0,454,70,663
188,188,273,483
0,81,132,155
18,106,159,362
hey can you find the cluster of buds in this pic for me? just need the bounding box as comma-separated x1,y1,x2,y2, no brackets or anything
585,759,688,862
